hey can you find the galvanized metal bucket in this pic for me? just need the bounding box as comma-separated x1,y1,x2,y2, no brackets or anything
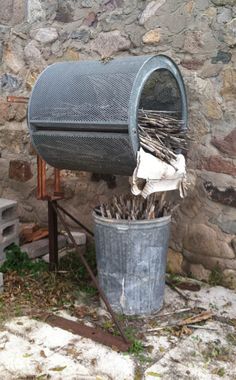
93,213,171,315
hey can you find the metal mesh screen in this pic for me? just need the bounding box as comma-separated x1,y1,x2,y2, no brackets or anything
29,56,148,126
33,132,136,175
28,55,187,175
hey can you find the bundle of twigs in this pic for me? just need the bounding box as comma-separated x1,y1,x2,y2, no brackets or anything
138,109,188,165
94,193,174,220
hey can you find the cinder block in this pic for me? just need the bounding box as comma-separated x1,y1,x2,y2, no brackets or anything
42,248,68,263
0,237,19,262
21,235,67,259
0,199,17,223
0,219,19,244
0,273,3,293
67,231,86,246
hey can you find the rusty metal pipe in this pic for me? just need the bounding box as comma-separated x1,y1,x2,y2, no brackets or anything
52,202,129,344
57,204,94,237
54,168,61,194
7,95,29,104
37,156,42,200
43,314,130,351
48,200,58,270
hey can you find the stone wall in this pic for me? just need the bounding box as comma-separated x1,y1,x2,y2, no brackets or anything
0,0,235,285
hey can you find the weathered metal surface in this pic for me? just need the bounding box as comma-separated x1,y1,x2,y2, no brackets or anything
94,213,171,315
28,55,188,175
43,314,131,352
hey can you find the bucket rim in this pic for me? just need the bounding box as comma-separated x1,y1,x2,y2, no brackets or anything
92,211,171,225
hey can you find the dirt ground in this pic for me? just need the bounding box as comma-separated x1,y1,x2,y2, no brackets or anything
0,274,236,380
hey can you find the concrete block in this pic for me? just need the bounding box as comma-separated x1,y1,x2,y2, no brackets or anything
42,248,68,263
0,272,3,293
0,219,19,244
67,231,86,246
21,235,67,259
0,199,17,223
0,237,19,262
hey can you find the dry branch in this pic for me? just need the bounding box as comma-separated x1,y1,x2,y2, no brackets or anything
94,193,171,220
138,109,188,165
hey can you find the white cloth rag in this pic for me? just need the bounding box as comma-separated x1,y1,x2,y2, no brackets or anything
131,148,187,198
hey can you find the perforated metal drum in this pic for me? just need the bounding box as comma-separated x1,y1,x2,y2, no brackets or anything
28,55,187,175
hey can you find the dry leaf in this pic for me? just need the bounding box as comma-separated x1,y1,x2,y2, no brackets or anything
146,372,161,378
40,350,47,358
49,365,67,372
23,353,32,358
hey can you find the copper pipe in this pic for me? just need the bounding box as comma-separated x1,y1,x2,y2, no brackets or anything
37,156,47,200
37,156,43,200
54,168,61,194
7,96,29,104
41,159,47,199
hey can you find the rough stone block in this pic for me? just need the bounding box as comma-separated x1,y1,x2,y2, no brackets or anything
33,28,58,44
139,0,166,25
9,160,33,182
204,182,236,208
198,155,236,177
0,73,22,92
167,248,183,274
27,0,46,23
189,263,211,282
0,219,19,244
21,235,67,259
212,128,236,158
222,269,236,290
0,0,26,26
183,223,235,259
91,31,131,57
142,28,161,44
0,199,17,223
67,231,86,247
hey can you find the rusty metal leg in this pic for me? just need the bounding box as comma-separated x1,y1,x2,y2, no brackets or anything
48,200,58,271
37,156,43,200
54,168,62,196
52,203,129,345
57,204,94,237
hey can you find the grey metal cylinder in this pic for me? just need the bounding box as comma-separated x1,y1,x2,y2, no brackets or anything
28,54,187,176
93,213,171,315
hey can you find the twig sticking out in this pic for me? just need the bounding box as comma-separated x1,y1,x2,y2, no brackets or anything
138,109,188,165
94,193,171,220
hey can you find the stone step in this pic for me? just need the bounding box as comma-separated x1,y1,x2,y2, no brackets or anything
0,199,17,224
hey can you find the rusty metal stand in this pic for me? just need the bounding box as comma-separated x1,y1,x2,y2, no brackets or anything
48,200,58,271
36,156,130,349
52,202,129,346
7,95,131,351
37,156,63,270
